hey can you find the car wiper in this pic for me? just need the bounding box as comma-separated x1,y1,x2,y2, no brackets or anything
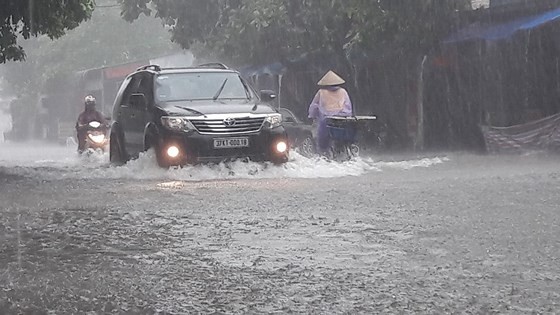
213,78,228,100
174,106,207,117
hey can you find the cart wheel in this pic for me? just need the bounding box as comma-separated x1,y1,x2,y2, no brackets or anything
322,145,335,161
349,144,360,157
331,142,346,161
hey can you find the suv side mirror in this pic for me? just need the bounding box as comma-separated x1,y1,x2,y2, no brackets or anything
130,93,148,109
284,116,296,123
260,90,277,102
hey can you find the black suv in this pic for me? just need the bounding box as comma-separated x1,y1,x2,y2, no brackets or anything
109,64,289,166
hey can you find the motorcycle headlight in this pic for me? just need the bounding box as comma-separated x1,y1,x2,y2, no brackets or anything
161,116,196,132
263,114,282,129
88,134,106,144
88,121,101,128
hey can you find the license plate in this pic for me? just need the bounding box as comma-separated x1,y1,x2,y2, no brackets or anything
213,137,249,149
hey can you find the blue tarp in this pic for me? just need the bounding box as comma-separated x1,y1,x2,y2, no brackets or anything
444,7,560,43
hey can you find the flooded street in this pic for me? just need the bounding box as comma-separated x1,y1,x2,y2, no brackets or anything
4,0,560,313
1,142,559,314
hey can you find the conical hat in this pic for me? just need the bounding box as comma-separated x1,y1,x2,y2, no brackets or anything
317,70,345,86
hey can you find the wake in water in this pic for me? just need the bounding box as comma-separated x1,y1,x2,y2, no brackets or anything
0,141,448,181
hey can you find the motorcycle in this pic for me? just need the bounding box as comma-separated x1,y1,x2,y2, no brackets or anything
80,121,108,154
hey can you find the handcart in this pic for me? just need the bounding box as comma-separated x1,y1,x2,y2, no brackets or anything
325,115,377,160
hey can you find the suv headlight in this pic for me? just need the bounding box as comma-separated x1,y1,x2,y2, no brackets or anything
263,114,282,129
161,116,196,132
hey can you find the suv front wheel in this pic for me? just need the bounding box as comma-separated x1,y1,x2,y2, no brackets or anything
145,132,176,168
109,130,127,166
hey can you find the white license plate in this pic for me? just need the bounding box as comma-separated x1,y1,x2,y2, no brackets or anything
213,137,249,149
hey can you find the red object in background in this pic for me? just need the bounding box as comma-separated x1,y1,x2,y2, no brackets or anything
432,55,453,67
104,62,145,80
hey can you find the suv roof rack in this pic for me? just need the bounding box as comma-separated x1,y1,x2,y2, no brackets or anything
135,63,232,73
136,64,161,72
196,63,228,69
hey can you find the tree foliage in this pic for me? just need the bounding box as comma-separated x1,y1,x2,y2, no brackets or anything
119,0,353,64
1,1,177,97
0,0,95,63
0,0,178,140
117,0,474,149
119,0,471,65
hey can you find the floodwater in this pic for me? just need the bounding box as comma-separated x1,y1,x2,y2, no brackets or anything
1,141,559,314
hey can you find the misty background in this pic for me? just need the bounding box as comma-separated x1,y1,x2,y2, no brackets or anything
2,0,560,152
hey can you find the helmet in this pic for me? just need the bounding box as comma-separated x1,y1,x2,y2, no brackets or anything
84,95,96,106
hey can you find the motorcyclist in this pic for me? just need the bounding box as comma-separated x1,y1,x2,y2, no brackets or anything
308,70,353,153
76,95,106,153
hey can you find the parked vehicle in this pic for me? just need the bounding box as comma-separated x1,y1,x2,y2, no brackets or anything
109,63,289,167
278,108,315,157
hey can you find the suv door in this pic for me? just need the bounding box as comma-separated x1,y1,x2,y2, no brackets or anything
129,73,153,152
119,74,144,156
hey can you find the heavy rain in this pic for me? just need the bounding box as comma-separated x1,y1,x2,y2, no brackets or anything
1,0,559,314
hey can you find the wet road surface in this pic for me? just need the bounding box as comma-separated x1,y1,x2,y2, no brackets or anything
0,142,559,314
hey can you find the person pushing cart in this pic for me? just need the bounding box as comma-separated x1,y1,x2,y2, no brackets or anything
307,70,353,154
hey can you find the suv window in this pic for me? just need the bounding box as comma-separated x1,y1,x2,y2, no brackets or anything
155,72,252,102
113,76,131,108
137,74,153,102
121,75,141,105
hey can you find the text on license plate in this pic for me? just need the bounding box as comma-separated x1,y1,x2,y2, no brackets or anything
213,137,249,148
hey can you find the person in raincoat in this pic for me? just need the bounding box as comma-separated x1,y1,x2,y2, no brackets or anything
75,95,106,153
308,70,353,153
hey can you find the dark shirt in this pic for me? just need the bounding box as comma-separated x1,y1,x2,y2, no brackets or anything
76,109,105,130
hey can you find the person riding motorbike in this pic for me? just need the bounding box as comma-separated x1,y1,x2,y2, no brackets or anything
76,95,107,153
307,70,353,154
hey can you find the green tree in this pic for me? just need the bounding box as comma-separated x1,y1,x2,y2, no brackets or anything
119,0,357,64
347,0,471,55
0,0,95,63
120,1,471,59
1,0,179,140
2,1,177,96
118,0,474,148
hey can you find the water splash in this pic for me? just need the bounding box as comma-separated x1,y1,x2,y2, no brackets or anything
0,142,448,181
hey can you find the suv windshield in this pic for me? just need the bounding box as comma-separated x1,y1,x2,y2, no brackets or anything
155,72,252,102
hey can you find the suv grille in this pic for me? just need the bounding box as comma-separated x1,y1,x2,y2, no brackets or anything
190,117,265,134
